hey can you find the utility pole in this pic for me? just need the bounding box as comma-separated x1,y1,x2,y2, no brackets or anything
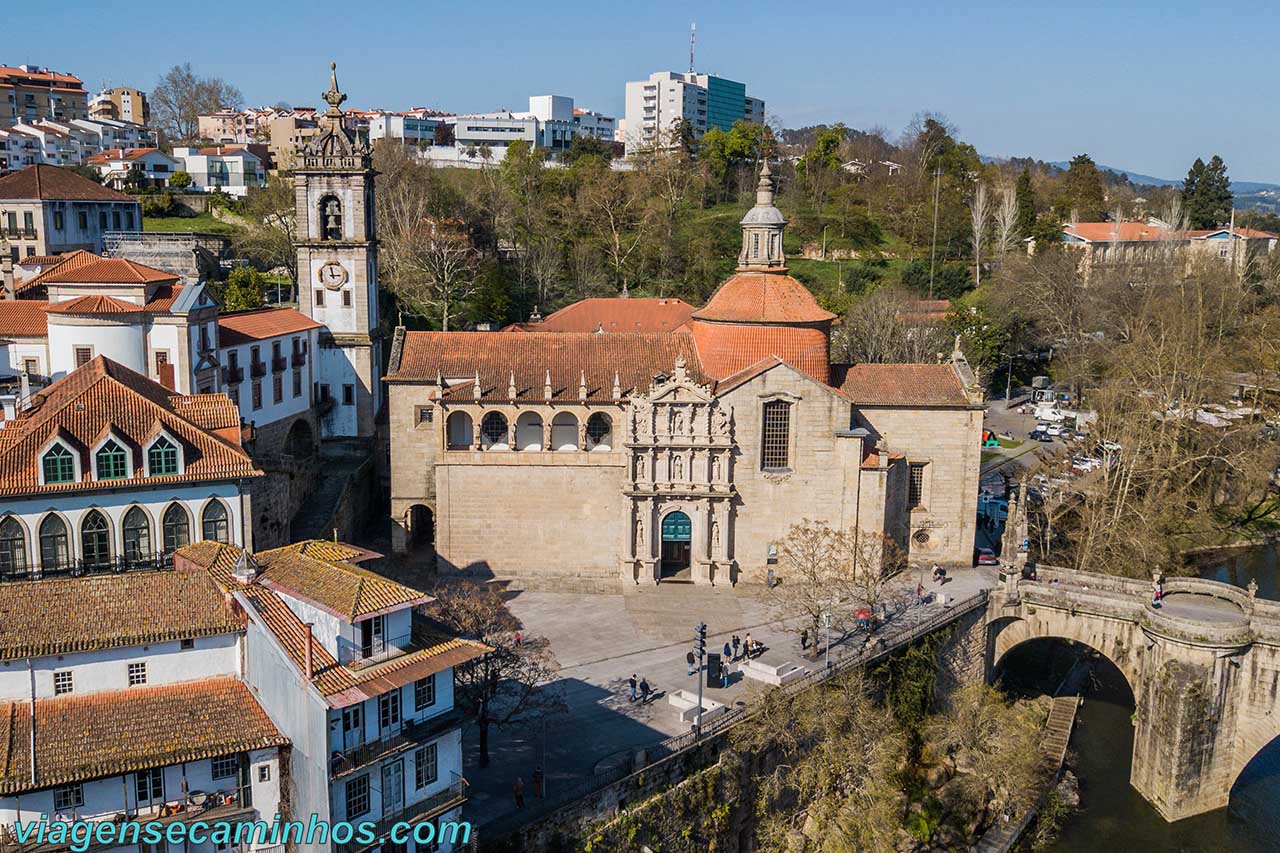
822,611,833,670
929,166,942,299
1228,206,1237,279
1006,354,1014,407
692,622,707,736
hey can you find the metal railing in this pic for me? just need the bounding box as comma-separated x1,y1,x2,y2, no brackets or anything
271,356,288,373
330,709,464,778
249,361,267,379
291,351,307,368
0,554,175,583
222,365,244,384
336,631,414,667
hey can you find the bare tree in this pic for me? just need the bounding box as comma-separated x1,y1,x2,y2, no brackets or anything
236,175,297,293
992,180,1019,258
831,287,953,365
579,163,651,294
970,181,990,286
151,63,243,145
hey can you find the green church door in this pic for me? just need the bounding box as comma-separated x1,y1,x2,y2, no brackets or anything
660,511,692,580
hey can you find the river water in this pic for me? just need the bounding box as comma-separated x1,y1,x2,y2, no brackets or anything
1047,546,1280,852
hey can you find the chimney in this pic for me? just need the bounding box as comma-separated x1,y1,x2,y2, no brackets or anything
303,623,314,680
1,254,13,299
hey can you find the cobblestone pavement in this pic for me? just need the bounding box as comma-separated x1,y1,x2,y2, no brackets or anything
461,567,999,829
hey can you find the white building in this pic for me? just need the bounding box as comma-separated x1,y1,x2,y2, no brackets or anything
216,307,323,441
84,147,180,190
179,539,489,853
0,567,288,852
171,146,266,198
431,95,616,162
367,112,445,147
623,71,764,154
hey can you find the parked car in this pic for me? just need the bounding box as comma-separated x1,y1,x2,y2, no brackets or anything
1072,456,1101,473
1029,429,1053,442
974,547,1000,566
1045,423,1066,437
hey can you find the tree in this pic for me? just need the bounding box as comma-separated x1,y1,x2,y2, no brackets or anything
222,266,266,311
69,165,103,184
167,170,193,189
236,175,297,296
970,182,989,285
831,287,952,365
151,63,243,145
1057,154,1106,222
1014,167,1037,237
578,160,651,294
1182,154,1232,229
992,180,1019,258
425,580,564,767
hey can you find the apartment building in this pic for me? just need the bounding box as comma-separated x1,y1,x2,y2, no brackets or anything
178,539,489,853
171,146,266,197
216,307,323,446
623,71,764,154
429,95,615,162
84,147,180,189
0,164,141,258
0,65,88,127
89,86,151,125
368,112,447,147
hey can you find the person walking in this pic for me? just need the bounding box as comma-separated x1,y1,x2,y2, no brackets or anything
686,651,697,677
721,661,730,688
800,628,810,651
639,677,651,705
744,633,754,659
732,634,741,661
628,674,638,702
513,777,525,809
722,641,732,663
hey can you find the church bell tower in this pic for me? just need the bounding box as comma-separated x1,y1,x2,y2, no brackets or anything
294,63,381,438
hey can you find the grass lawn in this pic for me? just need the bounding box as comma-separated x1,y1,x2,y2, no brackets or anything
980,451,999,465
996,436,1024,449
143,212,243,235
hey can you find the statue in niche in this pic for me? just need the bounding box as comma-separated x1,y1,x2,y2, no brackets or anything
633,401,651,439
636,516,646,553
712,405,730,436
674,409,686,435
711,519,721,550
672,454,684,480
634,455,644,481
710,454,720,482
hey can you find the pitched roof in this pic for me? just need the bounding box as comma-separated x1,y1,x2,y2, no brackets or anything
218,308,324,346
84,147,162,165
41,257,179,286
0,300,49,337
0,356,259,497
45,294,146,314
14,249,98,295
252,539,429,620
521,298,695,333
691,272,835,324
0,567,242,662
832,363,971,407
689,320,830,384
0,678,288,795
0,164,133,202
1062,222,1178,242
1188,227,1278,240
388,330,706,400
179,542,490,705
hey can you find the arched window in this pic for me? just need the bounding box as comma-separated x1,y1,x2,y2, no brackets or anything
585,413,613,451
761,400,791,470
0,517,27,578
480,412,509,450
95,439,128,480
122,506,152,564
162,504,191,554
202,501,230,543
81,510,111,568
550,412,579,451
39,515,69,571
42,444,75,484
320,195,343,241
147,436,179,476
515,412,544,451
446,411,474,450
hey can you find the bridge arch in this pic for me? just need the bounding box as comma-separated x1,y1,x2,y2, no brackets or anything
988,613,1143,701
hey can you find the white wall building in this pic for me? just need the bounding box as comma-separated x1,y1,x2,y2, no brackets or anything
216,307,322,437
367,113,444,147
623,71,764,154
84,147,180,190
171,146,266,197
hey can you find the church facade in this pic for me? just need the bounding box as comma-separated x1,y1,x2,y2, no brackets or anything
386,163,985,587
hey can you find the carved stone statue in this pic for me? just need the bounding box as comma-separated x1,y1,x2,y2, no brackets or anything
673,454,684,480
674,409,686,435
711,519,721,551
634,455,645,481
636,516,646,554
710,454,720,482
633,401,651,439
712,405,730,436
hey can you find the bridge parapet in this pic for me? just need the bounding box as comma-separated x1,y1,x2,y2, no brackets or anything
1141,601,1254,648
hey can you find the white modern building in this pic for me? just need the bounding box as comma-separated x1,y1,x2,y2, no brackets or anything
623,71,764,154
171,146,266,197
431,95,616,162
367,112,446,147
84,147,180,189
179,539,489,853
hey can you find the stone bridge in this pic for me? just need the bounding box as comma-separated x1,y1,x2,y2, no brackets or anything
986,565,1280,821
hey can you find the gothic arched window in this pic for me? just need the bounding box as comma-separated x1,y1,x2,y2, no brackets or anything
202,500,230,543
81,510,111,568
320,195,343,241
163,503,191,554
0,517,27,578
39,515,69,571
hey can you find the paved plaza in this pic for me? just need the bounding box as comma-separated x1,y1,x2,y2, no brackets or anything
461,568,999,830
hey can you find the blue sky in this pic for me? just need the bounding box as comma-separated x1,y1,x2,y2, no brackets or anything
15,0,1280,181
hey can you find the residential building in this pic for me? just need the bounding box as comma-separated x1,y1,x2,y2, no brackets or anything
88,86,151,125
368,112,447,147
0,164,141,258
4,122,86,167
386,162,984,584
0,356,259,574
267,111,321,170
432,95,616,162
0,66,88,127
0,567,288,851
1041,220,1279,281
574,108,618,142
66,116,156,152
171,146,266,197
178,539,489,853
84,147,180,190
623,71,764,154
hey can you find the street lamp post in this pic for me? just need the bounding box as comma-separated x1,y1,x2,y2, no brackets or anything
822,611,833,670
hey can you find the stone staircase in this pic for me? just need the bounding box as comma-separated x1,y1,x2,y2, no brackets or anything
289,440,369,542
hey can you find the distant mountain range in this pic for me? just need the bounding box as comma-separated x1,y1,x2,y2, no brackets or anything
1044,161,1280,195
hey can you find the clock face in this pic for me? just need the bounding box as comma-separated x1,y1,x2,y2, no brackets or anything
319,261,348,290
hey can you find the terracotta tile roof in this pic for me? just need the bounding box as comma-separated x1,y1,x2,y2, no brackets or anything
689,321,830,384
16,254,63,266
1187,227,1278,240
1063,222,1179,242
0,567,242,662
832,363,971,407
0,678,288,795
250,539,429,620
84,147,160,165
41,257,179,286
0,356,260,497
388,330,707,400
0,300,49,337
142,284,184,312
0,164,133,202
218,308,323,346
691,272,835,324
521,298,695,333
14,249,98,295
178,542,490,705
45,294,146,314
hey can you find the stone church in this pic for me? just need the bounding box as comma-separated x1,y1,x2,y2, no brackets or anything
386,163,984,587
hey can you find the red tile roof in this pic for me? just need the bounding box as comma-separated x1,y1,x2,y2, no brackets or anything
388,330,706,399
832,363,970,407
691,272,835,324
41,257,179,286
689,321,830,384
0,300,49,337
0,356,260,497
0,678,288,795
0,66,83,86
14,249,98,295
1063,222,1179,242
45,294,146,314
84,147,162,165
519,298,695,333
218,308,324,346
0,164,133,202
1187,227,1278,240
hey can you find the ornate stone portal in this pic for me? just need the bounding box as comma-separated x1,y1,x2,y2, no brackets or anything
621,357,737,585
